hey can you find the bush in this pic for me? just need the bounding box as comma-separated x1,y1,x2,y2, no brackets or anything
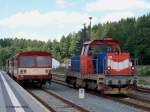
136,65,150,76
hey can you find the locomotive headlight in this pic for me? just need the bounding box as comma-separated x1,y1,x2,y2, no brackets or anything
107,66,111,70
131,66,135,74
131,66,135,70
107,66,111,74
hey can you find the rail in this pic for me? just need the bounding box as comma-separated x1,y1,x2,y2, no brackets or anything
27,88,89,112
136,86,150,94
52,73,150,112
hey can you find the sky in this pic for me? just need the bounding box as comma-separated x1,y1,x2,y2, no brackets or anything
0,0,149,41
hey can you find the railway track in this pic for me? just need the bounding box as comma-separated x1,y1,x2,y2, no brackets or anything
27,88,89,112
52,74,150,112
102,94,150,112
52,73,150,94
135,86,150,94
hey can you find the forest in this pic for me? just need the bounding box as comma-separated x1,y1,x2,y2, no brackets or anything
0,13,149,67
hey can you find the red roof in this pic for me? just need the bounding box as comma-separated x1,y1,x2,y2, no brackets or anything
84,39,120,46
16,51,51,57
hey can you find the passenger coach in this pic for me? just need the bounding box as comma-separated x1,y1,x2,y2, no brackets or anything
7,51,52,86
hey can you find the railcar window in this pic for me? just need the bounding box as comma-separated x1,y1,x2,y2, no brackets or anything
19,56,35,67
37,56,51,67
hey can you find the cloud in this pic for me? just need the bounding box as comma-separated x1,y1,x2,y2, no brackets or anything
85,0,150,12
56,0,66,5
55,0,73,8
100,12,135,23
0,10,88,28
0,10,90,41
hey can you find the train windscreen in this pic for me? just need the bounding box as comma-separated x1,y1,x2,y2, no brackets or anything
36,56,51,67
19,56,51,67
20,56,35,67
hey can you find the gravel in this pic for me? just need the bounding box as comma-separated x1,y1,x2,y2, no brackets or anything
29,89,80,112
45,82,147,112
133,91,150,102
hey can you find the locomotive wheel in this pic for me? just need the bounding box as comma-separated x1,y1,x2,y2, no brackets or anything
100,84,106,95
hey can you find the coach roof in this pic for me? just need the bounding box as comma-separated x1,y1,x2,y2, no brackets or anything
15,51,51,57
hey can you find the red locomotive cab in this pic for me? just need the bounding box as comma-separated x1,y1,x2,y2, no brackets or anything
80,38,122,75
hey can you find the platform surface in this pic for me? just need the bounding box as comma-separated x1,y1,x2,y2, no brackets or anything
0,71,49,112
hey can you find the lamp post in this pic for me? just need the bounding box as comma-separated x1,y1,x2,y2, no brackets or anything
83,23,86,42
89,17,92,39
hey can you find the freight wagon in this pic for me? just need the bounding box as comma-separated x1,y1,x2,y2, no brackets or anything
66,38,137,94
6,51,52,87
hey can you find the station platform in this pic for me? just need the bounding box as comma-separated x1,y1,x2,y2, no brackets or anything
0,71,49,112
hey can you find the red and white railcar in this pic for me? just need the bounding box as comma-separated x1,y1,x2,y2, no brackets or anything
7,51,52,86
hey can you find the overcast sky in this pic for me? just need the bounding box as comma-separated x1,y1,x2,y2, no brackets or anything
0,0,149,41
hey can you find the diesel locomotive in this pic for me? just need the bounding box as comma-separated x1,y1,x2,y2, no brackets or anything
66,38,137,94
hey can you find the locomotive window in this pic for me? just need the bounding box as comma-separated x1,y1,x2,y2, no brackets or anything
19,56,35,67
36,56,51,67
90,45,113,53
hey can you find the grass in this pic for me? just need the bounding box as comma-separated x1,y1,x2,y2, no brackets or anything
138,79,150,85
